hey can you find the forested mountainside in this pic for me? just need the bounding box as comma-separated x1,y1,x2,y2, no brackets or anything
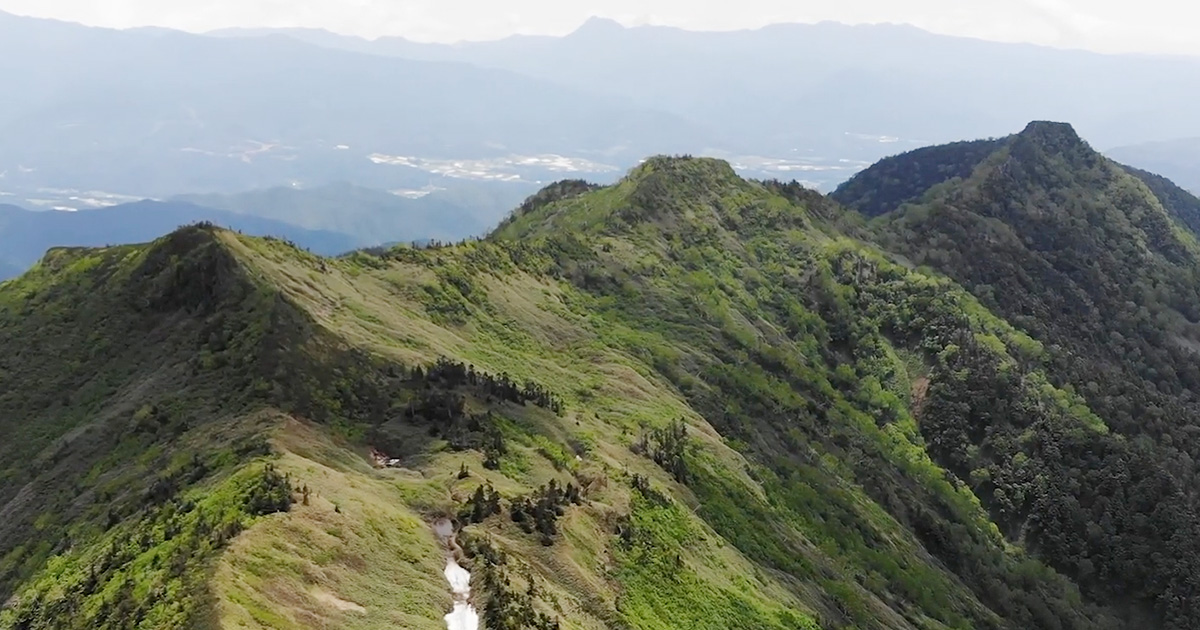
1118,165,1200,237
836,121,1200,626
4,122,1200,630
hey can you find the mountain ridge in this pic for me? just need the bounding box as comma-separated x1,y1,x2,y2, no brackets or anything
205,18,1200,152
12,10,1200,200
7,122,1200,629
209,17,1129,57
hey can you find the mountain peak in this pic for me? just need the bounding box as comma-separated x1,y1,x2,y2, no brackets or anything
1005,120,1101,178
833,121,1102,218
1017,120,1084,142
492,155,750,240
126,224,248,315
626,155,739,182
619,156,748,224
571,16,627,37
1019,120,1079,137
1013,120,1090,154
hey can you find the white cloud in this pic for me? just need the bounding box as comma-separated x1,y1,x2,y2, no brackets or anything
0,0,1197,54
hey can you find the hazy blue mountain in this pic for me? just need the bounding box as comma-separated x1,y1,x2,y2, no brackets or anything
1108,138,1200,193
0,201,361,280
28,13,1200,196
174,181,538,243
206,26,375,51
14,11,1200,199
0,11,712,199
217,19,1200,185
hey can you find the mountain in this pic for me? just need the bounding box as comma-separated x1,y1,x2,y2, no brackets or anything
217,19,1200,189
174,181,537,245
13,13,1200,199
207,26,373,51
1119,164,1200,236
1107,138,1200,193
0,11,709,199
7,123,1200,630
836,121,1200,624
0,201,361,280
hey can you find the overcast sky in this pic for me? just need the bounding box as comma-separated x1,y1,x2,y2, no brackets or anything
0,0,1197,55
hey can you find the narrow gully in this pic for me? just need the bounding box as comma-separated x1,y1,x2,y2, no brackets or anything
435,519,479,630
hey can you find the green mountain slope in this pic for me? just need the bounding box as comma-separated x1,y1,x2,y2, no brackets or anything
837,121,1200,627
4,128,1200,630
827,138,1006,218
1119,164,1200,237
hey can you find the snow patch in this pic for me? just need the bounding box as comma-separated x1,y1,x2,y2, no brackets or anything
435,519,478,630
443,558,478,630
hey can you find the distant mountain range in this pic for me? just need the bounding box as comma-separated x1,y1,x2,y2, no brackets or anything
2,10,1199,285
212,18,1200,185
0,177,540,281
0,201,361,281
174,180,536,245
5,11,1200,202
0,11,703,199
1108,138,1200,193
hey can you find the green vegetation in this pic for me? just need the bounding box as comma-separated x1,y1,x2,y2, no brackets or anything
832,138,1006,218
6,121,1200,630
3,462,292,629
613,482,821,630
840,120,1200,628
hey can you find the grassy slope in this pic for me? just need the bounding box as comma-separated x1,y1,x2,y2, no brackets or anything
206,417,448,630
488,157,1118,630
0,230,302,628
213,157,1122,629
0,227,453,630
219,225,827,630
0,154,1143,630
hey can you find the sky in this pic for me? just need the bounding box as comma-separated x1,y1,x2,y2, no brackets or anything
0,0,1197,56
